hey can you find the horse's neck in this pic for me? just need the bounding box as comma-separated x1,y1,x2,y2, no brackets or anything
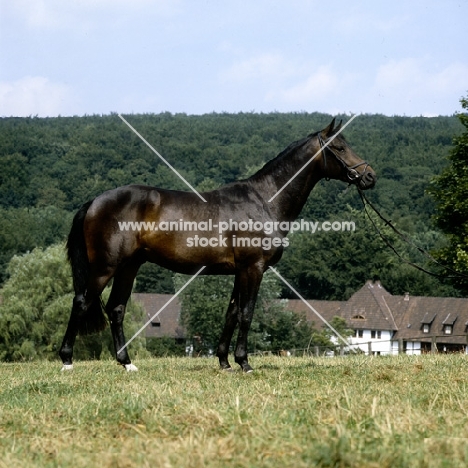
247,144,323,221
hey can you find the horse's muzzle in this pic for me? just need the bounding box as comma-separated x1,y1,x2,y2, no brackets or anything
358,170,377,189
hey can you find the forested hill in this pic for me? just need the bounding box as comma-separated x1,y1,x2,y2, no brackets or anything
0,112,463,299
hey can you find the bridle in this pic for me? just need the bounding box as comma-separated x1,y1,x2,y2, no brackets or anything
317,133,369,183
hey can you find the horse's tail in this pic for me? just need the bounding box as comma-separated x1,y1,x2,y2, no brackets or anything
67,200,107,336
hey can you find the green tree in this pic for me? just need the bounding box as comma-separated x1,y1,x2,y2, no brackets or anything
280,205,454,300
0,206,73,284
0,153,30,207
0,244,146,361
146,336,186,357
260,307,314,353
174,274,234,355
428,95,468,294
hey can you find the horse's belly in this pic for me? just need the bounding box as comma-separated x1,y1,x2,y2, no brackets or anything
142,231,235,271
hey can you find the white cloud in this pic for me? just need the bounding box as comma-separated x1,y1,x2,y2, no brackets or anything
220,53,360,112
279,66,339,104
0,76,76,117
368,58,468,115
374,58,422,89
425,62,468,95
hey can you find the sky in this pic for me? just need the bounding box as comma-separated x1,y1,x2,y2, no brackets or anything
0,0,467,118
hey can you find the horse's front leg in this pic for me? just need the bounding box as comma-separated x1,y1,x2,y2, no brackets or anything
216,275,240,371
234,265,263,373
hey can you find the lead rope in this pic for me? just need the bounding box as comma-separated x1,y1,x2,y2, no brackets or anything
358,189,468,280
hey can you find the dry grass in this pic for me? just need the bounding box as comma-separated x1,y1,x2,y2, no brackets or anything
1,354,468,467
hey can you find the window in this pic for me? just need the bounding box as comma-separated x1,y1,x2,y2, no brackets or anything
352,314,365,320
442,314,457,335
420,313,436,333
358,330,363,338
377,331,381,339
151,322,161,328
371,330,376,339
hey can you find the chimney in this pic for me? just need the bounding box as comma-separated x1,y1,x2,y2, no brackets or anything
404,292,410,301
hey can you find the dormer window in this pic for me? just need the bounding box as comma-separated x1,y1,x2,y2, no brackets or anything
442,313,457,335
352,314,365,320
420,312,436,334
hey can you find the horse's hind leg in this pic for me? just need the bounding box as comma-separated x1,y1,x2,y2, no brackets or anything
59,269,113,371
59,293,88,370
216,275,240,371
105,260,142,371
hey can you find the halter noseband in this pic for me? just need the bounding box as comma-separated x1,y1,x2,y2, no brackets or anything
317,133,369,183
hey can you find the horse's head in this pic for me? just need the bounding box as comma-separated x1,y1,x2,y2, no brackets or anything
317,118,376,190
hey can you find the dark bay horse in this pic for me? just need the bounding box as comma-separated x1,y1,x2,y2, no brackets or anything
60,118,376,372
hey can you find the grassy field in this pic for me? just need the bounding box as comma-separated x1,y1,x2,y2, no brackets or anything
1,354,468,468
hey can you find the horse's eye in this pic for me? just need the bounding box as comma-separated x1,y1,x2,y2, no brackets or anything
335,146,345,153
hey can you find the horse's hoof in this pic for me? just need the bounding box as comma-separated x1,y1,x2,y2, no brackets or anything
242,364,254,373
124,363,138,372
61,364,73,371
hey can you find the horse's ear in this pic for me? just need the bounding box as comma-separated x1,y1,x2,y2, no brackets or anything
334,119,343,133
321,118,336,138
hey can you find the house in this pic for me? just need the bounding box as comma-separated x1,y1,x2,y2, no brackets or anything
340,280,399,355
132,293,185,342
131,280,468,355
286,280,468,355
387,293,468,354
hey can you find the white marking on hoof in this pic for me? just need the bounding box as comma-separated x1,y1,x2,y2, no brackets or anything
125,363,138,372
61,364,73,371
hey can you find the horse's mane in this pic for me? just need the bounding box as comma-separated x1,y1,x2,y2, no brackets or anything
247,132,317,182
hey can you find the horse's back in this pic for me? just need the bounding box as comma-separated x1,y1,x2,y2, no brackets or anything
81,183,280,273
